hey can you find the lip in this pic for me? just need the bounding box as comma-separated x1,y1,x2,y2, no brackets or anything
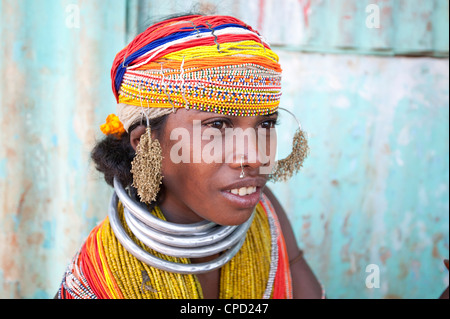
220,177,267,209
221,177,267,191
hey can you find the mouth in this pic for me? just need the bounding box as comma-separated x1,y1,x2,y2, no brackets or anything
228,186,257,196
220,177,267,209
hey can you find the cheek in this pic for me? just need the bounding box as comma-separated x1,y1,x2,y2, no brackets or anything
159,137,218,198
161,160,223,219
257,130,278,166
261,129,277,157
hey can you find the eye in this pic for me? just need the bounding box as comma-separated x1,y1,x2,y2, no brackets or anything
204,119,231,130
259,119,279,129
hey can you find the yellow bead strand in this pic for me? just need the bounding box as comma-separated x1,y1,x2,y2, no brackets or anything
98,201,272,299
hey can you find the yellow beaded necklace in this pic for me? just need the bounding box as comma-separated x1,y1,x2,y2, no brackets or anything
99,202,272,299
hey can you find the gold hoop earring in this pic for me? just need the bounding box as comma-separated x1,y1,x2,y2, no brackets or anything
269,107,309,183
130,126,163,204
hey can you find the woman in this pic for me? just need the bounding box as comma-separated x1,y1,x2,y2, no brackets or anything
57,14,323,299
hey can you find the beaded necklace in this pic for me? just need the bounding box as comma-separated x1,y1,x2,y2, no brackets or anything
106,202,271,298
58,195,292,299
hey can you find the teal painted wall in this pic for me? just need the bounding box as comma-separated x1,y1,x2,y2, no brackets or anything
0,0,448,298
0,0,127,298
275,52,449,298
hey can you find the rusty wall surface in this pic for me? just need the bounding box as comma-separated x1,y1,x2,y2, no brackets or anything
135,0,449,56
0,0,127,298
0,0,448,298
274,51,449,299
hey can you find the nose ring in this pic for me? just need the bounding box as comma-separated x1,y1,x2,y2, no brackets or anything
240,155,245,179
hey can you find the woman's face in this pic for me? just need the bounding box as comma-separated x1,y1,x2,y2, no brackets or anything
133,109,278,226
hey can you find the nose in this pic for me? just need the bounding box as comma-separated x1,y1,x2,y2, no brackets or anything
225,130,274,176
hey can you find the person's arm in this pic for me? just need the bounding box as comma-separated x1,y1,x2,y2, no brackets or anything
263,186,323,298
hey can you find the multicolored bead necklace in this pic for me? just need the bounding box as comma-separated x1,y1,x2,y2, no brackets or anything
58,194,293,299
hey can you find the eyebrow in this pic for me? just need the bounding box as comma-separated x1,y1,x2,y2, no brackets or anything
258,111,278,119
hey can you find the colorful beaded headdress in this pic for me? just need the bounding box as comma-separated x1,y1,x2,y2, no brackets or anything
102,15,282,135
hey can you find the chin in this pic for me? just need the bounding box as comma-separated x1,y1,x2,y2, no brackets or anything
213,206,256,226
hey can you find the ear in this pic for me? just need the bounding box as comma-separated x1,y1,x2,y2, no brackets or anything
130,125,147,151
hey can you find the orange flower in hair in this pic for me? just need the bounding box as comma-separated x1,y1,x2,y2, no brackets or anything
100,114,125,137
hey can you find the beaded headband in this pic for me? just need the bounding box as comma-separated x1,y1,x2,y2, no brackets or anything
102,15,282,135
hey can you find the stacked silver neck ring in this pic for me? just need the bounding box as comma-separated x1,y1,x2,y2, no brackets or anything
109,177,255,274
